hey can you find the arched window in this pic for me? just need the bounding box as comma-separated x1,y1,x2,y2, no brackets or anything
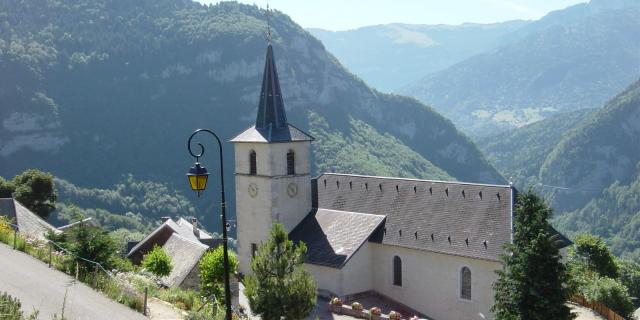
393,256,402,286
249,150,257,175
286,150,295,175
460,266,471,300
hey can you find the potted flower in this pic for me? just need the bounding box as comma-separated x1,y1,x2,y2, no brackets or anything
370,307,382,316
409,316,420,320
351,302,363,311
330,297,343,306
389,311,402,320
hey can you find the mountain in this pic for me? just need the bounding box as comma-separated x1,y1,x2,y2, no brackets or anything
308,21,527,92
478,108,595,188
0,0,504,230
540,80,640,212
402,0,640,137
481,80,640,261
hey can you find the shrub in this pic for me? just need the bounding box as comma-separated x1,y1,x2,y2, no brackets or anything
0,291,38,320
157,287,200,311
585,276,634,318
351,301,363,311
142,245,172,277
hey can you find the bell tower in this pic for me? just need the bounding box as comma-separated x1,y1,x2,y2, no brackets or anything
230,44,313,275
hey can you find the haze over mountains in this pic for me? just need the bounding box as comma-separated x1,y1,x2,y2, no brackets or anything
313,0,640,137
0,0,502,231
308,20,527,92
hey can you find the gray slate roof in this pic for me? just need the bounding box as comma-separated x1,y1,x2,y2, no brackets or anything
160,233,208,288
289,209,385,268
0,198,57,241
308,174,514,263
127,217,213,258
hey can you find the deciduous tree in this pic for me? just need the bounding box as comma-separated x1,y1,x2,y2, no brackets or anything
142,244,173,277
199,245,238,299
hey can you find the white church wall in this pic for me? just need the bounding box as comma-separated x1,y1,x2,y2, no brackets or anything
233,141,312,275
304,242,373,296
235,173,274,275
370,243,500,320
304,263,343,296
340,242,374,295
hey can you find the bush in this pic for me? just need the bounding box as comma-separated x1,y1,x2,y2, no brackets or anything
585,277,634,318
199,246,238,299
142,245,172,277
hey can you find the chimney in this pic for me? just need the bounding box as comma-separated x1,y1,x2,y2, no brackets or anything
161,216,170,223
191,218,200,238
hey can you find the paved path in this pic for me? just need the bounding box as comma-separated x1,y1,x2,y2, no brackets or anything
0,243,148,320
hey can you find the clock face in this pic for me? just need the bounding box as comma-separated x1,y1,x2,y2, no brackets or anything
287,182,298,197
248,183,258,198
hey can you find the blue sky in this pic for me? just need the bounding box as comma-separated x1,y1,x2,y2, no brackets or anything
199,0,588,30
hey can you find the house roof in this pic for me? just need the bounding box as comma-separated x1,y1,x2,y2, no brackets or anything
160,233,208,288
0,198,57,240
312,173,514,262
230,44,312,143
289,208,385,268
127,217,212,258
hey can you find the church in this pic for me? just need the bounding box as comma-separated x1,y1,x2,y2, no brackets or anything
230,44,567,320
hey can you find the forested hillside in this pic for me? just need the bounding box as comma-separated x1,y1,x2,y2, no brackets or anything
402,0,640,137
479,108,595,188
0,0,503,229
308,21,527,92
482,80,640,262
540,80,640,212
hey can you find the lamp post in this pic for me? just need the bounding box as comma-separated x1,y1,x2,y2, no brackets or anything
186,128,232,320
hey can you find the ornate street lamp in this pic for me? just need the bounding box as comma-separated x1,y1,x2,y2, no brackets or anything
186,128,232,320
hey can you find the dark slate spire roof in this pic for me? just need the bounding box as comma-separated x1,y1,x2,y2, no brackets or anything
256,45,287,130
231,45,313,143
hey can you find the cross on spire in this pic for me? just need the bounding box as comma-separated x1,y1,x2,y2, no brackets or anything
266,4,272,44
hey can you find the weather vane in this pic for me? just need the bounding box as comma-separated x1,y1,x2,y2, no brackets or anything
266,3,272,43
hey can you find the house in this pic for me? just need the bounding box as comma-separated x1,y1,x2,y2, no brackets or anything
231,44,570,320
127,217,222,289
0,198,58,241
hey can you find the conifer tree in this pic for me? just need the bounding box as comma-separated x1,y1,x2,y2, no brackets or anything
492,190,572,320
244,223,317,320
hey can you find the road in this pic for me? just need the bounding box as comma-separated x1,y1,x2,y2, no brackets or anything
0,243,148,320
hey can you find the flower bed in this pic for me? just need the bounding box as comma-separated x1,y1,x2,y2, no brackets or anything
327,298,425,320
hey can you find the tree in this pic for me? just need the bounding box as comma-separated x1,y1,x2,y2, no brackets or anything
0,177,14,198
50,221,119,272
199,246,238,299
11,169,57,219
572,234,618,278
244,223,317,320
492,190,572,320
142,244,173,277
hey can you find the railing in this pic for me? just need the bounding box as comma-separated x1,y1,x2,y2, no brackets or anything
570,295,626,320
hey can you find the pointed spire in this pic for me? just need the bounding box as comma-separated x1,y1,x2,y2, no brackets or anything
255,44,287,130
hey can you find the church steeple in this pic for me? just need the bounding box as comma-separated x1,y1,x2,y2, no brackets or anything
231,45,313,143
256,44,287,130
